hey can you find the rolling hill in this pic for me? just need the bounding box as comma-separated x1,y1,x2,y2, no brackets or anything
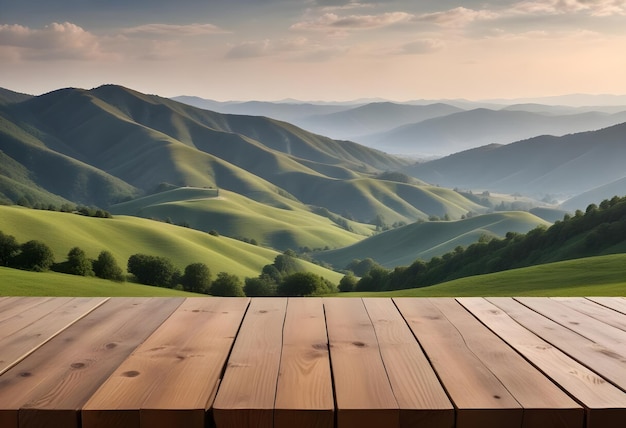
1,84,501,250
0,205,344,283
109,187,370,251
406,122,626,201
316,211,550,269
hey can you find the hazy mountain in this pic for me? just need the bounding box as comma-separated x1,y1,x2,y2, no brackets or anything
561,177,626,211
295,102,464,141
171,96,354,122
362,108,626,156
406,122,626,199
485,94,626,107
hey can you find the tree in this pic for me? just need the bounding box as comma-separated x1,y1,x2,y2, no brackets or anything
66,247,94,276
338,274,357,292
16,240,55,271
0,231,19,266
127,254,179,287
93,250,125,282
273,253,298,275
181,263,212,293
211,272,245,297
244,277,277,297
278,272,333,297
355,266,390,292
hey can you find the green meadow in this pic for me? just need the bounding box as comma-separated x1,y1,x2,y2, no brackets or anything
343,254,626,297
0,205,343,283
0,267,198,296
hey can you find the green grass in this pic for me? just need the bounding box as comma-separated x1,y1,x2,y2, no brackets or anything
0,205,343,283
0,267,199,297
340,254,626,297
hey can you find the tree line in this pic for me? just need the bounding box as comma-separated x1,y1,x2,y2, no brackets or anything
338,195,626,292
0,232,124,281
0,231,338,297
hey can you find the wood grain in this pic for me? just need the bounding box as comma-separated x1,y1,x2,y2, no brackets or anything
488,298,626,392
0,297,183,428
0,297,107,376
324,298,399,428
516,298,626,361
82,297,249,428
363,298,454,428
212,298,287,428
394,298,523,428
274,298,334,428
553,298,626,332
460,297,626,428
586,297,626,315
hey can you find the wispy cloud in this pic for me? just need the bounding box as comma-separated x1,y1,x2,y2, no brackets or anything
123,23,228,36
0,22,109,61
511,0,626,16
225,36,347,61
291,11,413,31
414,7,499,27
396,39,444,55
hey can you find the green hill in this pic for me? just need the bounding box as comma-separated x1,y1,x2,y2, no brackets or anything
343,254,626,297
1,84,488,229
110,187,369,251
0,205,343,283
317,211,550,269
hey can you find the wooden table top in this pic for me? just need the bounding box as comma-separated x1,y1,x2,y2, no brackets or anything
0,296,625,428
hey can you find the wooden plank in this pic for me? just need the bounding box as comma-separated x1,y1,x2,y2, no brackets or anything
487,298,626,392
82,297,249,428
274,298,334,428
587,297,626,315
460,297,626,428
517,297,626,358
432,298,582,428
212,298,287,428
0,298,61,328
363,298,454,428
394,298,523,428
0,297,108,375
0,297,183,428
324,298,399,428
553,298,626,332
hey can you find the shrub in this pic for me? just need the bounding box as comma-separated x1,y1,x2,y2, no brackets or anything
211,272,245,297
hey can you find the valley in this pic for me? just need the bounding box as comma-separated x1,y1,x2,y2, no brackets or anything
1,84,625,297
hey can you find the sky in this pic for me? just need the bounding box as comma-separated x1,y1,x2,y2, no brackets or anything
1,0,626,101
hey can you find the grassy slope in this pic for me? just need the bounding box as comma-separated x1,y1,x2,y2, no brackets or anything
0,267,199,297
342,254,626,297
110,187,371,250
0,205,343,283
317,211,551,269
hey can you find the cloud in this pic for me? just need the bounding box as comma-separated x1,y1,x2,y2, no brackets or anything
224,37,347,61
0,22,108,60
291,11,413,31
415,7,499,27
123,23,228,36
397,39,444,55
511,0,626,16
225,40,271,59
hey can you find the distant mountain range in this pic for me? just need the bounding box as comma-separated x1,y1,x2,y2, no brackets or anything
406,122,626,202
174,95,626,158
